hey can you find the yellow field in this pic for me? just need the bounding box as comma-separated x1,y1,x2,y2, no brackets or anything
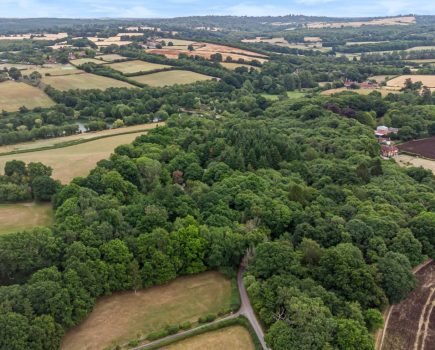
396,154,435,174
131,70,214,87
221,62,259,70
107,60,172,74
70,58,106,65
368,75,396,83
0,123,161,154
345,41,389,46
307,16,415,28
21,64,82,77
160,325,255,350
0,81,55,112
406,46,435,52
42,72,135,91
321,87,399,97
0,131,147,183
61,271,232,350
0,202,53,235
386,75,435,88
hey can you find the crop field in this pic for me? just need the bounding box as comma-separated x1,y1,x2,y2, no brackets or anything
131,70,214,87
160,325,255,350
0,63,38,70
70,58,106,65
345,41,389,46
0,81,55,112
0,123,162,154
396,155,435,174
0,202,53,235
21,64,82,77
61,271,232,350
397,137,435,159
97,54,127,62
406,46,435,52
307,15,415,28
378,260,435,350
107,60,172,74
221,62,259,70
0,131,148,183
321,87,398,97
42,72,135,91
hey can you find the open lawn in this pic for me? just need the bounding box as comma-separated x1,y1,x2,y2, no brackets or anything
0,81,54,112
0,202,53,235
70,58,106,65
131,70,214,87
159,325,255,350
107,60,172,74
0,130,149,183
61,271,232,350
387,75,435,89
42,72,135,91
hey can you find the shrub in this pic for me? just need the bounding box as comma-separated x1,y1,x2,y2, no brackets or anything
180,321,192,330
146,330,168,341
206,313,217,322
128,339,139,347
165,324,180,335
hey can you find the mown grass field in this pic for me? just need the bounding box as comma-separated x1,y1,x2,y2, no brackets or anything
0,81,55,112
159,325,255,350
107,60,172,74
221,62,259,70
97,54,127,62
42,72,135,91
61,271,232,350
21,64,82,77
131,70,214,87
0,131,147,183
0,202,53,235
70,58,106,65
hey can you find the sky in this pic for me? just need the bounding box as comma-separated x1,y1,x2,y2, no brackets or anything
0,0,434,18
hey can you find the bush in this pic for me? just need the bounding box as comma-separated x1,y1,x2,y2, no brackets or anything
180,321,192,330
198,316,207,324
128,339,139,347
205,313,217,322
165,324,180,335
146,330,168,341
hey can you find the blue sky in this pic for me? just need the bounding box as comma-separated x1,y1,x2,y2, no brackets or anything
1,0,434,18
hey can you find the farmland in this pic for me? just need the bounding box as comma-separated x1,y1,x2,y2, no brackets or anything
0,130,148,183
131,70,214,87
97,54,127,62
21,63,82,76
0,81,54,112
159,325,255,350
386,75,435,89
107,59,172,74
0,202,53,235
397,137,435,159
378,260,435,350
220,62,259,70
321,87,397,97
61,271,232,350
42,72,135,91
70,58,106,65
307,15,415,28
396,155,435,174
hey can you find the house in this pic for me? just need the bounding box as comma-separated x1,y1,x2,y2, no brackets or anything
374,126,399,138
381,145,398,158
68,52,77,60
360,81,379,89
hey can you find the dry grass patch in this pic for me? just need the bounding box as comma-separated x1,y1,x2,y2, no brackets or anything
396,155,435,174
61,271,232,350
70,58,106,65
21,64,82,77
386,75,435,88
307,16,415,28
107,60,171,74
160,325,255,350
42,72,135,91
0,202,53,235
0,81,54,112
131,70,214,87
321,87,398,97
406,46,435,52
221,62,259,70
97,54,127,62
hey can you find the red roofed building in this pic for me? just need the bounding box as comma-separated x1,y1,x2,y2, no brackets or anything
381,145,398,158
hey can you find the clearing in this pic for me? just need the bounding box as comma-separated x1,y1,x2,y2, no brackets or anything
61,271,233,350
42,72,135,91
261,91,306,101
159,325,255,350
107,60,172,74
131,70,214,87
0,202,53,235
386,75,435,89
397,137,435,159
396,154,435,174
378,260,435,350
0,81,55,112
220,62,259,70
0,131,148,183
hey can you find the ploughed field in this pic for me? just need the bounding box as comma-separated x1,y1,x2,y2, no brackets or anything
61,271,232,350
397,138,435,159
0,81,55,112
159,325,255,350
380,260,435,350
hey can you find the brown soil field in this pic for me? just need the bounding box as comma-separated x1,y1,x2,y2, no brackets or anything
307,16,415,28
61,271,232,350
159,325,255,350
379,260,435,350
0,81,55,112
387,75,435,88
396,155,435,174
398,137,435,160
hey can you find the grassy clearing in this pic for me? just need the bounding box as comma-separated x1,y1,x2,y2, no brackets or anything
97,54,127,62
0,131,147,183
261,91,306,101
42,72,135,91
0,81,55,112
71,58,106,65
386,75,435,88
221,62,259,70
131,70,214,87
396,155,435,174
61,271,232,350
107,60,171,74
21,64,82,77
321,87,399,97
159,325,255,350
0,202,53,235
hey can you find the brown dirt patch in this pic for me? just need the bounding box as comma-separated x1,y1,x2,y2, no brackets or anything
398,138,435,160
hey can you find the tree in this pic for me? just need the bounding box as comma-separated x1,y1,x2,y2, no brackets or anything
335,319,374,350
32,176,60,201
8,67,22,80
0,312,29,350
390,230,423,266
410,212,435,257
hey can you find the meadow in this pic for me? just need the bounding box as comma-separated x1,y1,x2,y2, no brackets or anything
159,325,255,350
61,271,232,350
221,62,259,70
396,154,435,174
97,54,128,62
107,59,172,74
0,202,53,235
21,63,82,76
131,70,214,87
386,75,435,88
0,81,55,112
321,87,399,97
42,72,135,91
70,58,106,65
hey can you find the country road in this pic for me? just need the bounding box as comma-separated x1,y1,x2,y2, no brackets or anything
131,266,269,350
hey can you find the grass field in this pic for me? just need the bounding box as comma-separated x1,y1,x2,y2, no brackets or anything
131,70,214,87
386,75,435,88
0,131,148,183
368,75,396,83
21,64,82,77
396,155,435,174
220,62,258,70
0,81,55,112
159,325,255,350
321,87,399,97
307,15,415,28
97,54,127,62
70,58,106,65
406,46,435,52
42,72,135,91
404,59,435,64
261,91,306,101
107,60,171,74
0,202,53,235
61,271,232,350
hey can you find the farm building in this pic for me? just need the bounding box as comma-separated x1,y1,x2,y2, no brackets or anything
375,126,399,137
381,145,399,158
